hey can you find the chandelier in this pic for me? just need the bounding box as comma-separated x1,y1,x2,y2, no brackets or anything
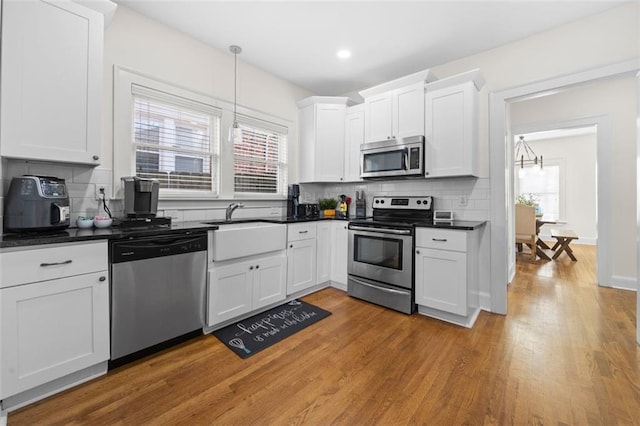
514,135,543,176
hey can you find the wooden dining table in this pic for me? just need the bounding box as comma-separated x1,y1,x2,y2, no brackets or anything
535,216,557,260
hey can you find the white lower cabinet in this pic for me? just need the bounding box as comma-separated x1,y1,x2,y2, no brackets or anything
287,239,317,294
207,253,287,327
316,221,332,284
415,248,467,315
0,241,109,402
286,223,317,295
330,222,349,287
414,227,481,327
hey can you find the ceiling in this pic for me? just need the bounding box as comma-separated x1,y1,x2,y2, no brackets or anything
114,1,626,95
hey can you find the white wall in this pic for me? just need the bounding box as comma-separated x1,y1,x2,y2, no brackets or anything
509,77,636,282
1,4,314,228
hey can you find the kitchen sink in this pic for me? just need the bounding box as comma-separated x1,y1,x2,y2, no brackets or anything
207,221,287,261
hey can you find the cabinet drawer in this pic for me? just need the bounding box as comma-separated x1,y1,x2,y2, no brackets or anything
415,228,467,252
287,222,317,242
0,241,107,288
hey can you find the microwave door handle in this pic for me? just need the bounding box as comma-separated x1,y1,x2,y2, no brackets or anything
402,148,409,171
51,203,64,224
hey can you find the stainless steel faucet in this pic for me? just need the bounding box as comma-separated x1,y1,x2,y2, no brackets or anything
225,202,244,221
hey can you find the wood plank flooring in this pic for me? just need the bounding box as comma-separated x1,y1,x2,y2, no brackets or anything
8,244,640,425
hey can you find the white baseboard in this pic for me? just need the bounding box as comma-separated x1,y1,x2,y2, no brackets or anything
609,275,637,291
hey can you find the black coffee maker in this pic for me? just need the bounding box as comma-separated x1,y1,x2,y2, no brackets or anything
287,184,300,218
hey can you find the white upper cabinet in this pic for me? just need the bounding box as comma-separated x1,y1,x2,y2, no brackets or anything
424,69,484,178
343,104,364,182
360,69,436,143
298,96,352,183
0,0,104,165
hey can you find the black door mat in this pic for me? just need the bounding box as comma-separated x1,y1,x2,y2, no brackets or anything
212,299,331,359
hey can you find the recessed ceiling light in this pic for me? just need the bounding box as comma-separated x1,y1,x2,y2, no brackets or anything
336,49,351,59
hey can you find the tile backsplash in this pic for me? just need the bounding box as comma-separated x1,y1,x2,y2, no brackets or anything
301,177,490,221
0,159,488,234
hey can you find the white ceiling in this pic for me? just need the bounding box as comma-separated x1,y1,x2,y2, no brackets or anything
114,0,626,95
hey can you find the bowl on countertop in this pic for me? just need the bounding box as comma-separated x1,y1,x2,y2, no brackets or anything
76,217,94,229
93,216,112,228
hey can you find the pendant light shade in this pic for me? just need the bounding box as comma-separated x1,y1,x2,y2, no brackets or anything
229,45,243,144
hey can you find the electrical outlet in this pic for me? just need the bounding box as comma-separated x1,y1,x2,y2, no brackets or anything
95,185,110,201
459,195,468,207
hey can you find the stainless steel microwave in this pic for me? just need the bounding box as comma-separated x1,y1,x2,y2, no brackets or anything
360,135,424,179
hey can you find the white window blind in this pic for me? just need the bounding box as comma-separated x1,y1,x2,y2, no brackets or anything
132,84,221,194
517,164,561,219
234,118,288,194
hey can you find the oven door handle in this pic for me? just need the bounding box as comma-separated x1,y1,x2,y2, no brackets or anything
349,225,412,235
350,276,409,295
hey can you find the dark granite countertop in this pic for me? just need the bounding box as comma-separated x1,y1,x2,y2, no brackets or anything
0,216,349,249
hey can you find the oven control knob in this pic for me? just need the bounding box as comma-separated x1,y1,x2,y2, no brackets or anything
380,200,385,204
423,199,429,205
417,200,421,205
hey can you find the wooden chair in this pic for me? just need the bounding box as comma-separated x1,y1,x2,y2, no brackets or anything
515,204,537,262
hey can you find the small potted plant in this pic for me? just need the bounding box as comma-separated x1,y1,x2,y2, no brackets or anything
318,198,338,218
516,193,542,216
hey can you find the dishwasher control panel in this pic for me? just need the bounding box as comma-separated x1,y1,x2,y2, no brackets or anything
110,231,208,264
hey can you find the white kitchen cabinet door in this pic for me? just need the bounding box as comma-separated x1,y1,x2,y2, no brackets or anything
315,104,346,182
415,247,467,316
0,0,103,165
425,80,479,178
297,97,349,183
364,92,393,143
0,272,109,399
252,255,287,310
344,106,364,182
207,262,253,326
287,239,317,294
316,221,332,284
393,82,425,139
330,222,349,286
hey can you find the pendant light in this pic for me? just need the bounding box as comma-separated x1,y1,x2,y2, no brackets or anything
514,135,543,177
229,45,243,144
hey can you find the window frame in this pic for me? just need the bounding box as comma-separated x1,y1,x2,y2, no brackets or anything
114,67,291,201
233,114,288,197
515,158,566,221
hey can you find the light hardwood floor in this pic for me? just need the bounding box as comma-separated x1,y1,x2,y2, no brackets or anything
8,244,640,425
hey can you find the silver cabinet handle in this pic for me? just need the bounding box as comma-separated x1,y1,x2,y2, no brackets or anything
290,244,293,248
40,260,72,267
432,238,448,242
99,276,106,282
250,266,254,270
256,265,260,269
299,230,308,234
416,250,420,254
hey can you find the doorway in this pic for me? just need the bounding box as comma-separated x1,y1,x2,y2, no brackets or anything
508,121,599,280
488,59,639,319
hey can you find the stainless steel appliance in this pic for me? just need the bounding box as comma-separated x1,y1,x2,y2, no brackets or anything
297,203,319,219
3,175,70,232
121,176,160,218
109,230,207,366
348,195,433,314
287,184,300,218
360,136,424,179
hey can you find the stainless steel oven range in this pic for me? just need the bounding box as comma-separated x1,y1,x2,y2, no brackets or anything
348,195,433,314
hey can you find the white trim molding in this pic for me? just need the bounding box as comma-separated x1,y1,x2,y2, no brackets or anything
610,276,637,292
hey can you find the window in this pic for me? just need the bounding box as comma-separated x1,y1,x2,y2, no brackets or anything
132,84,220,194
516,162,563,219
233,118,288,195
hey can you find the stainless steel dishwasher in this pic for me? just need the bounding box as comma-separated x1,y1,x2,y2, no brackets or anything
109,230,207,366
